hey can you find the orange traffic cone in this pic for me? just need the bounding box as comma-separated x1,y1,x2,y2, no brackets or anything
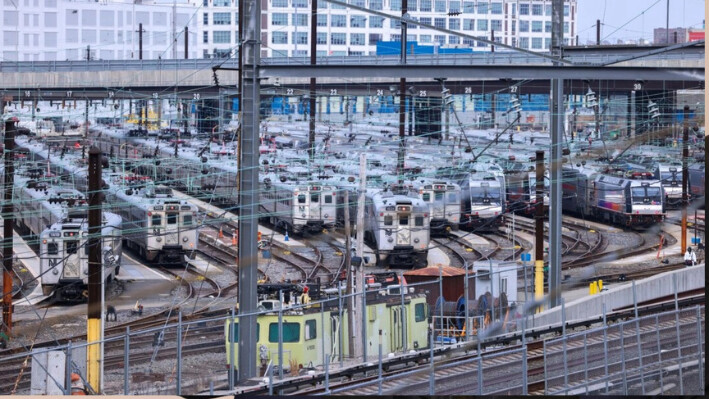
219,227,224,239
232,232,237,246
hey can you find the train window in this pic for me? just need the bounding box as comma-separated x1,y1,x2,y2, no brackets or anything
447,193,458,203
268,322,300,343
152,214,162,226
415,303,426,322
298,194,306,204
384,215,393,225
65,240,78,255
324,195,333,204
500,278,508,294
47,242,58,255
183,214,193,226
167,213,177,225
305,319,317,340
311,193,319,203
415,216,424,226
435,192,444,201
422,193,431,201
229,322,260,342
399,215,409,225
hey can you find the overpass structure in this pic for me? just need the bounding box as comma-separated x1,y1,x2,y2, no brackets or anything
0,43,704,102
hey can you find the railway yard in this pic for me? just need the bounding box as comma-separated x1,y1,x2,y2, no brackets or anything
0,4,706,393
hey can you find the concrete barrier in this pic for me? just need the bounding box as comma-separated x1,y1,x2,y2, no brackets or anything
530,264,705,328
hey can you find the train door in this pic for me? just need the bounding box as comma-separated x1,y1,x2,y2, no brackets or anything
295,190,309,222
390,307,403,352
396,208,411,245
309,187,321,219
431,187,445,220
164,207,180,246
63,239,81,279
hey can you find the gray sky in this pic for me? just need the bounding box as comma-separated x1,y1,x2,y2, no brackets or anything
576,0,705,44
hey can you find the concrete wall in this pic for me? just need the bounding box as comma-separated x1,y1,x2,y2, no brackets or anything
529,264,705,328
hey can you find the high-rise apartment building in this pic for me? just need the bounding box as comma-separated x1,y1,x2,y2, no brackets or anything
0,0,576,61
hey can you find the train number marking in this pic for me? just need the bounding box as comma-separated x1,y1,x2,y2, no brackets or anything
286,88,294,95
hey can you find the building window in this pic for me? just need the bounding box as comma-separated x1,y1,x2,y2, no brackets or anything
316,32,327,44
449,1,460,13
203,13,208,25
564,5,569,16
544,37,551,49
463,19,474,30
203,31,208,43
292,0,307,7
545,4,552,16
317,14,327,26
491,2,502,14
449,36,459,44
477,19,488,31
475,36,487,47
409,0,417,11
491,19,501,31
370,0,383,10
463,1,474,13
434,0,446,12
519,20,529,32
390,19,401,29
213,12,231,25
434,34,445,44
463,37,474,46
330,32,345,45
369,33,381,44
532,37,542,49
203,0,208,6
390,34,401,42
419,34,431,43
304,320,317,340
350,33,365,45
477,2,488,14
293,13,308,26
292,32,307,44
545,21,551,33
419,17,431,26
272,31,287,44
532,4,543,15
519,37,529,49
272,0,288,7
272,13,288,26
350,15,366,28
420,0,431,12
434,18,446,29
213,31,230,43
369,16,384,28
532,21,542,32
519,3,529,15
331,14,346,27
391,0,401,11
351,0,365,6
449,18,460,30
564,22,569,34
213,0,229,6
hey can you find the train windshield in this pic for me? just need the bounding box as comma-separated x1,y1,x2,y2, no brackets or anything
631,187,662,204
447,193,458,203
470,187,501,203
660,172,679,184
65,240,79,254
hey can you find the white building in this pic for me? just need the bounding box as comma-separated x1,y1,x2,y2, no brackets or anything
0,0,577,61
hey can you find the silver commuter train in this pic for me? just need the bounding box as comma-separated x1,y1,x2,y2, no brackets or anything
259,173,338,234
106,176,199,265
412,179,461,235
364,188,430,268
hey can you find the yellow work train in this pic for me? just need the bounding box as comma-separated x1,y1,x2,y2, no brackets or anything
224,291,430,374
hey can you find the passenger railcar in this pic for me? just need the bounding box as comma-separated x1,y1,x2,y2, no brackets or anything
466,176,505,231
688,164,705,206
106,179,199,265
364,188,430,268
224,290,429,374
260,174,337,234
654,164,683,209
562,167,665,226
505,169,549,214
413,180,461,235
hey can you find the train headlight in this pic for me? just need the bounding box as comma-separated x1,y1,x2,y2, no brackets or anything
387,237,394,243
156,237,162,242
414,238,420,243
52,269,59,275
324,214,329,218
182,236,189,242
302,213,306,218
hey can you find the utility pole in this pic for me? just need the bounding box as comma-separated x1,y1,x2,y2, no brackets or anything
397,0,408,184
681,106,689,254
86,45,91,61
87,147,103,393
184,27,189,59
491,29,495,52
85,100,90,139
172,0,177,59
666,0,670,44
138,23,144,60
308,0,317,164
549,0,564,308
2,119,16,336
355,153,366,361
534,150,545,310
344,190,354,357
596,19,600,45
237,0,260,383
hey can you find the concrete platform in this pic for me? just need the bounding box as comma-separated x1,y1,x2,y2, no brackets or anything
427,247,450,266
1,216,44,304
450,230,490,246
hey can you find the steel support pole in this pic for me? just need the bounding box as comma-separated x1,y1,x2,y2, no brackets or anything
549,0,564,309
65,341,72,395
620,322,627,393
278,290,283,380
583,332,588,394
534,150,545,308
630,90,636,139
633,281,645,394
229,307,235,390
682,106,689,254
124,327,130,394
602,303,609,393
308,0,317,164
344,190,355,357
87,147,103,393
696,306,704,394
543,341,548,394
184,26,188,59
400,272,407,350
176,310,182,395
237,0,260,383
673,274,684,394
397,0,407,184
656,313,664,392
2,119,15,335
138,23,143,60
